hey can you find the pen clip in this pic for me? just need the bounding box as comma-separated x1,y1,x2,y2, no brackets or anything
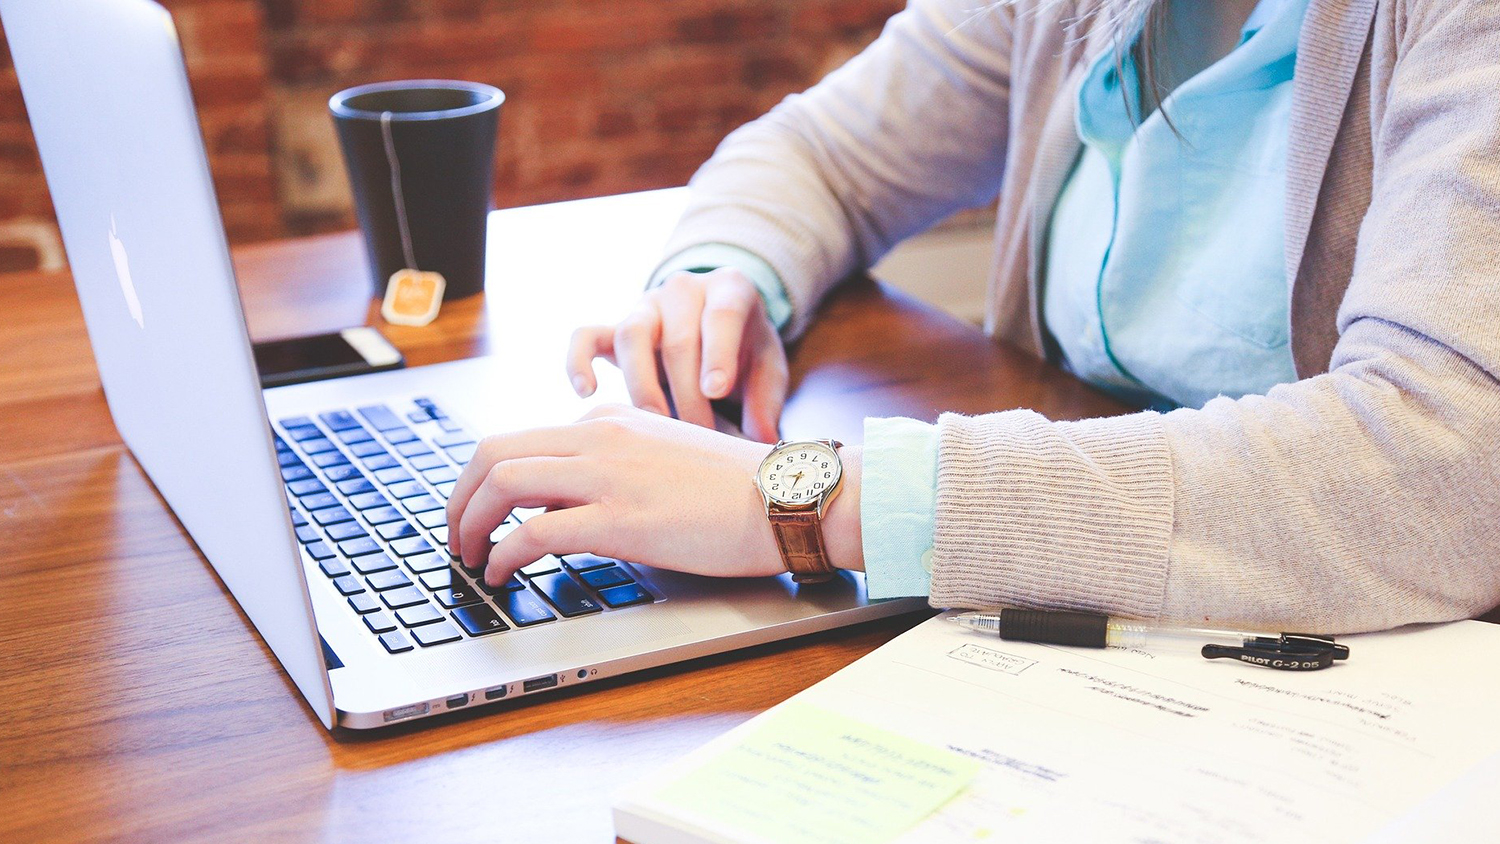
1201,634,1348,671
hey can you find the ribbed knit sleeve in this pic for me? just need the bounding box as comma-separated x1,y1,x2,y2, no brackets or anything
931,410,1174,618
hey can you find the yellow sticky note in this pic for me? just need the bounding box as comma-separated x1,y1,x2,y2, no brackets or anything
652,703,979,844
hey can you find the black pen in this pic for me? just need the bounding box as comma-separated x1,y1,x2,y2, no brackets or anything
951,609,1350,671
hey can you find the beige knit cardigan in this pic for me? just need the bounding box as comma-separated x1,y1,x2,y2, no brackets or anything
659,0,1500,632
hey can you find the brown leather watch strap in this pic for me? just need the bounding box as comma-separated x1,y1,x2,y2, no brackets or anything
768,507,837,584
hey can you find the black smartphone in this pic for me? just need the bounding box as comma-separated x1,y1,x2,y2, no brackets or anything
253,327,405,388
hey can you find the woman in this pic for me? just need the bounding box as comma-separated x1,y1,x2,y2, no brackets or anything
446,0,1500,632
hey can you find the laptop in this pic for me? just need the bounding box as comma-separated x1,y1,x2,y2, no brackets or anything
2,0,926,729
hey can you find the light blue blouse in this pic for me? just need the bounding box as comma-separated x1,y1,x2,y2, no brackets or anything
653,0,1308,600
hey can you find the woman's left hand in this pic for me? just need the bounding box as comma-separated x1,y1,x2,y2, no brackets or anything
445,404,864,587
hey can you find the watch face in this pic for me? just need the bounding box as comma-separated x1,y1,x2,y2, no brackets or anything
758,441,841,506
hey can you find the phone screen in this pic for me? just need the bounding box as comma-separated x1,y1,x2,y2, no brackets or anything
253,332,368,374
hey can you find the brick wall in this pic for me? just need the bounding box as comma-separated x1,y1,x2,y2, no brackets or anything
0,0,904,273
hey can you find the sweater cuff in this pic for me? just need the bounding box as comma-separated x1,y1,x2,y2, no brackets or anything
860,416,939,599
930,409,1174,617
649,243,793,333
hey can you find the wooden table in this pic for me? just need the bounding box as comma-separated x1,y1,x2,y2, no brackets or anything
3,187,1413,843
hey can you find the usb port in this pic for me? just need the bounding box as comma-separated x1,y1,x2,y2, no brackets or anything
523,674,558,693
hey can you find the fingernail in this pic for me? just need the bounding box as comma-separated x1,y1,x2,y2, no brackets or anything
572,375,592,397
702,370,727,396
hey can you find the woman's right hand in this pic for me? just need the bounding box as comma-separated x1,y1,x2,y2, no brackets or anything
565,267,789,443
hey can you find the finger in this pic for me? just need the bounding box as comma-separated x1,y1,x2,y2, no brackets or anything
699,278,757,399
457,456,596,572
613,301,671,415
566,326,614,398
656,292,715,429
485,505,606,585
446,429,588,561
740,329,788,444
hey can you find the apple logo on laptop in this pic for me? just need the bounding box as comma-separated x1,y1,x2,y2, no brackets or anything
109,216,144,329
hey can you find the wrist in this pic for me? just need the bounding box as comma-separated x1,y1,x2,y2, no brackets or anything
824,445,865,572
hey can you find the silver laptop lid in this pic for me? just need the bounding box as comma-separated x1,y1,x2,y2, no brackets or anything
2,0,335,726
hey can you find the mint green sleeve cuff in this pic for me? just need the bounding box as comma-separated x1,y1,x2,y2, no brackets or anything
649,243,793,332
860,416,939,600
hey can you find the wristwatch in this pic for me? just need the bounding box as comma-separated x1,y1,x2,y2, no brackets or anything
754,439,844,584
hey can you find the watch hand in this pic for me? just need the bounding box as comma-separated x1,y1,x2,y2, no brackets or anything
791,472,804,488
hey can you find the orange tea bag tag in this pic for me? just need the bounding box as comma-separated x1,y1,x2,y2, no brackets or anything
381,269,445,327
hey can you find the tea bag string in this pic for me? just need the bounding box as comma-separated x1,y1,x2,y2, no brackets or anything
380,111,419,271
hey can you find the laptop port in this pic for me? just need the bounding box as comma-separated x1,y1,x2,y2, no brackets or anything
523,674,558,693
484,685,508,700
383,702,429,722
446,694,468,709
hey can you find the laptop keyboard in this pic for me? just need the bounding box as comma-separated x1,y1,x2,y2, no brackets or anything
275,398,659,654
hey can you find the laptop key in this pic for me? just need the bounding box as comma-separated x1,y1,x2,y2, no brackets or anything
299,492,339,512
349,440,386,458
418,568,457,590
476,573,526,595
395,440,433,458
438,417,463,433
311,451,350,469
416,509,447,528
422,467,458,485
452,604,509,636
412,620,462,646
364,611,397,634
363,454,400,471
598,583,652,608
377,520,419,541
337,537,381,557
287,479,327,497
434,431,475,448
322,464,363,484
347,593,379,614
350,552,397,575
435,481,457,498
408,453,445,471
530,573,602,618
580,566,634,590
278,415,313,429
332,575,365,596
349,492,390,511
396,604,443,627
281,465,314,483
364,505,404,525
378,630,413,653
381,586,428,610
295,525,321,544
520,557,563,578
326,522,368,543
564,553,616,573
305,541,335,561
404,552,451,574
337,427,374,445
291,509,308,527
319,557,350,578
495,589,556,626
401,495,441,514
356,404,405,432
430,526,449,545
368,569,414,592
408,409,432,424
382,427,418,445
277,450,303,468
336,478,376,496
319,410,362,431
300,438,337,455
433,584,484,609
374,467,413,486
310,505,352,526
285,425,323,442
446,443,478,465
391,536,433,557
387,481,426,499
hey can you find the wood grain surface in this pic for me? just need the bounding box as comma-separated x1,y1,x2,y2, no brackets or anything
0,192,1134,843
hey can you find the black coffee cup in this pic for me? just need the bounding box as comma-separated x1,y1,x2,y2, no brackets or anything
330,80,504,301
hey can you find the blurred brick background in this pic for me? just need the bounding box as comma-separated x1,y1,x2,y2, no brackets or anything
0,0,904,273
